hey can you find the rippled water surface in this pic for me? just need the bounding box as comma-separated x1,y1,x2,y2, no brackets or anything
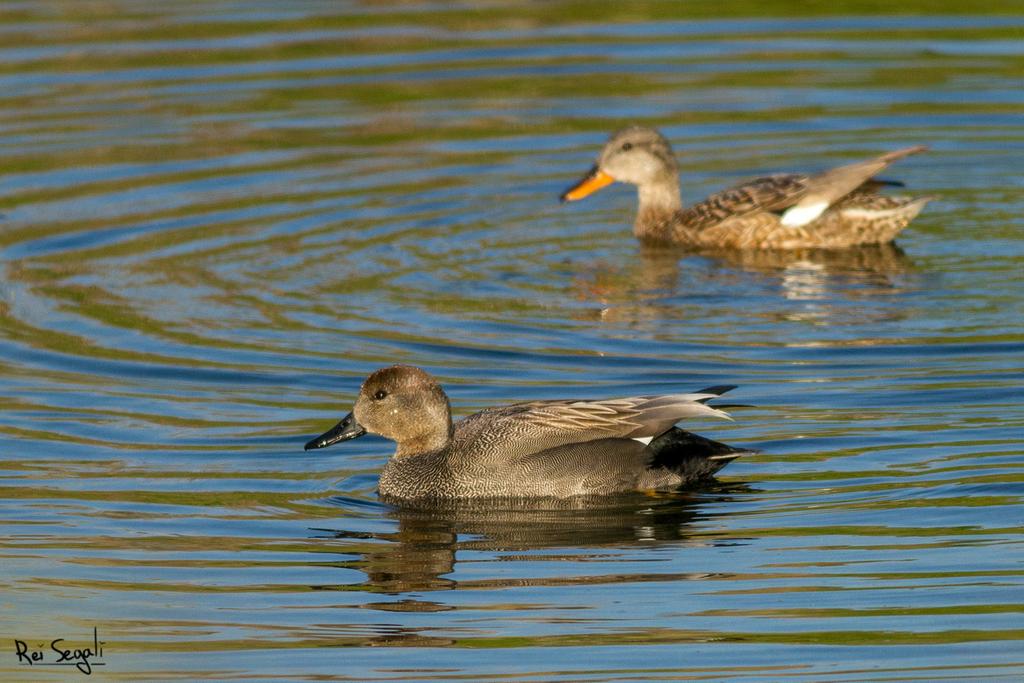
2,2,1023,680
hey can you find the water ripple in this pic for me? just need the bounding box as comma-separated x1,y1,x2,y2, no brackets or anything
1,3,1023,681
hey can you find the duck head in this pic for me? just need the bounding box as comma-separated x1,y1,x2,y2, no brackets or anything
304,365,453,456
560,125,680,202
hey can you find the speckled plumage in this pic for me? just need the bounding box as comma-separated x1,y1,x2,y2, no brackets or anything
561,125,931,249
305,366,752,502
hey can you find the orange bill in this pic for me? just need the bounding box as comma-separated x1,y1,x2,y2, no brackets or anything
560,166,615,202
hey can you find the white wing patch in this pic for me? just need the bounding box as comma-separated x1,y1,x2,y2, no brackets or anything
632,436,654,446
781,200,829,227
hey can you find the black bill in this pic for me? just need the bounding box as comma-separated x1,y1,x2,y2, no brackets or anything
304,411,366,451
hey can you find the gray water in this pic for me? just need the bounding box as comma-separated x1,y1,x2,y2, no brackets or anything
2,2,1023,680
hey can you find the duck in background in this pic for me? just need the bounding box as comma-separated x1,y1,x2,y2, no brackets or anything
561,125,930,249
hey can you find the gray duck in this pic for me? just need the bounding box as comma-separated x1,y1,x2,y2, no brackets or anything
304,365,752,501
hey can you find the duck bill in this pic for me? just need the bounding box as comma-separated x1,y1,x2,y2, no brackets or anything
560,166,615,202
304,412,366,451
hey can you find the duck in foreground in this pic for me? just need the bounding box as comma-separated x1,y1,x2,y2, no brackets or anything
304,365,752,501
561,125,931,249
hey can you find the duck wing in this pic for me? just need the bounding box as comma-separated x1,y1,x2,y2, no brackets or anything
777,145,928,227
680,173,811,232
455,387,735,464
683,146,928,231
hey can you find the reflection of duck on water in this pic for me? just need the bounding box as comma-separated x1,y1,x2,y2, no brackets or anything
315,489,750,595
571,242,915,325
562,126,930,249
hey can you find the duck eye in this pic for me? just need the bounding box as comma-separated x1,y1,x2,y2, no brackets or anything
621,142,633,152
373,389,388,401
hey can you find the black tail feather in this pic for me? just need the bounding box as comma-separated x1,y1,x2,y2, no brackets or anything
695,385,737,403
647,427,754,480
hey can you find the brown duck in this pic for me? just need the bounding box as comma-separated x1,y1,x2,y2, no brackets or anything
561,125,930,249
304,365,751,501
